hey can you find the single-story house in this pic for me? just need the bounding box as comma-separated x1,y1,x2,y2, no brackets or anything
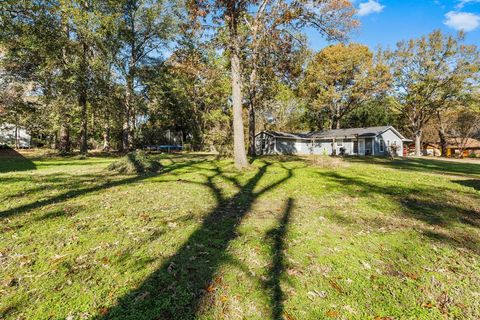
0,123,31,148
255,126,411,156
445,138,480,157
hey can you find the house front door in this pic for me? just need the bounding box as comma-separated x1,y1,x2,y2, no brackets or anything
358,139,365,155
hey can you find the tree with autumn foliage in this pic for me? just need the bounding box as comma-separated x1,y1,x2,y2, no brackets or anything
386,30,480,157
189,0,358,167
301,43,391,130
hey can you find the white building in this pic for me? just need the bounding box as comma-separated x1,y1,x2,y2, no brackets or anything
0,123,31,148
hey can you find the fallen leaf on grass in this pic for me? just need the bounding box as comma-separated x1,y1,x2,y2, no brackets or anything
422,302,434,309
374,316,393,320
326,310,339,317
307,290,327,299
98,307,108,316
283,311,296,320
206,284,215,293
329,279,344,293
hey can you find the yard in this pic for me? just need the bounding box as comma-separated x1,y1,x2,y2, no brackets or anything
1,152,479,320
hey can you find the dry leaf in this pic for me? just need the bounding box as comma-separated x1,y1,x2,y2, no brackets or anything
326,310,339,317
283,311,296,320
206,284,215,293
329,279,344,293
422,302,434,309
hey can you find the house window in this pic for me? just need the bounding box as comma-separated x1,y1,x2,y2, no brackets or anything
337,139,343,147
353,141,358,154
261,136,266,150
379,139,385,152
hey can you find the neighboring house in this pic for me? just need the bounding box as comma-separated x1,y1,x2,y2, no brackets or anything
255,126,411,156
0,123,31,148
445,138,480,157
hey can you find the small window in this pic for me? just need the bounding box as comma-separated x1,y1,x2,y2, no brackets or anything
336,139,343,147
379,139,385,152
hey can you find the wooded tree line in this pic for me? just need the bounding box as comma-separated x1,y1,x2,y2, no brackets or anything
1,0,479,167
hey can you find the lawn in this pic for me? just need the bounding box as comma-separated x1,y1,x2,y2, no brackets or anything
1,152,479,320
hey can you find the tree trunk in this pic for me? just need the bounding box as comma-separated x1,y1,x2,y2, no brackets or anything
436,111,447,157
414,131,422,157
248,101,256,156
78,44,88,155
122,74,133,152
231,48,248,169
103,121,110,152
59,123,70,154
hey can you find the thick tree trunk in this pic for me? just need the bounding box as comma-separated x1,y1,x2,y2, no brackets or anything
414,131,422,157
59,123,70,154
438,129,447,157
103,121,110,152
231,49,248,169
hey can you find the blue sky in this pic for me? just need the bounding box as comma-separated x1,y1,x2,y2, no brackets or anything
307,0,480,51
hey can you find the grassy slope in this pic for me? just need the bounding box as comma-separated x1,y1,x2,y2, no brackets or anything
0,153,479,320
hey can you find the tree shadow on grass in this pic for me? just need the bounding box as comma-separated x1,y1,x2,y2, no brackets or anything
318,171,480,254
344,157,480,178
453,179,480,191
0,158,203,221
265,198,294,320
0,147,36,173
94,161,294,320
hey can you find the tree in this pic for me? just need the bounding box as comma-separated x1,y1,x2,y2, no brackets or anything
387,30,479,157
243,0,358,156
301,43,390,130
116,0,179,151
190,0,357,166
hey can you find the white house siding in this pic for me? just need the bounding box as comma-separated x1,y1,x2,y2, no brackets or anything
275,138,310,155
0,123,31,148
376,129,404,156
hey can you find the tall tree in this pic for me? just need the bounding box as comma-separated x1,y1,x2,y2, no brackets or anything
190,0,358,166
117,0,179,151
387,30,479,156
243,0,358,156
301,43,390,130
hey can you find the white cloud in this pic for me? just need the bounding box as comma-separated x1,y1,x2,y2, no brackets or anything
357,0,385,17
456,0,480,9
444,11,480,31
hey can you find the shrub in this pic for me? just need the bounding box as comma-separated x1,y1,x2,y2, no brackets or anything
467,152,477,158
108,151,162,174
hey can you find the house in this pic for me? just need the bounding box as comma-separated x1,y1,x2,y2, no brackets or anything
255,126,411,156
445,138,480,157
0,123,31,148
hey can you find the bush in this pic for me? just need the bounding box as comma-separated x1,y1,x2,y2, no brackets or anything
467,152,478,158
108,151,162,174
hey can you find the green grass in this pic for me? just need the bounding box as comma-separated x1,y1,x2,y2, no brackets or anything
0,153,479,320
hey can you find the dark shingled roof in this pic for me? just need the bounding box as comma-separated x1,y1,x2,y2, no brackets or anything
308,126,392,139
259,126,410,141
263,131,311,139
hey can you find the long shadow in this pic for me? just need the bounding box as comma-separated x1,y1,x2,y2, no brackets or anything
453,179,480,191
344,157,480,178
96,161,293,320
318,171,480,254
0,158,202,221
0,147,36,173
265,198,294,320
